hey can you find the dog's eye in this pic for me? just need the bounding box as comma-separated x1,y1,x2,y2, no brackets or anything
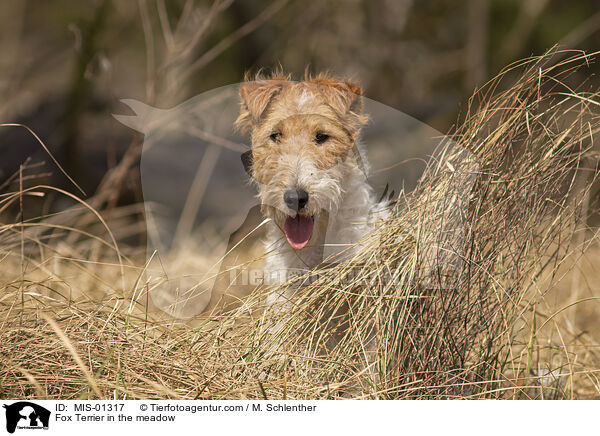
315,132,330,144
269,132,282,143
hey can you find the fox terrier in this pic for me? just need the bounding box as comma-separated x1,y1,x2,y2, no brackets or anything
236,72,385,307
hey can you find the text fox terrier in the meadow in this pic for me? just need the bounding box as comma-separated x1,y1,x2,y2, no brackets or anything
236,73,388,306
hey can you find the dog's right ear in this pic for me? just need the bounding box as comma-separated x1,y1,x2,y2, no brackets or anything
235,80,284,134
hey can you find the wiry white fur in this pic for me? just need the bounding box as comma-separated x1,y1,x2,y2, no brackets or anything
260,144,386,307
296,89,314,110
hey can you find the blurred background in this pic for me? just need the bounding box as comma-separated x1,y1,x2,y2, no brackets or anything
1,0,599,216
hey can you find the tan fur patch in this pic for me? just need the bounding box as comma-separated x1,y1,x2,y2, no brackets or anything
237,73,368,184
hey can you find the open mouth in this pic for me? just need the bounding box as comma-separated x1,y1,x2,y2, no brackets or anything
283,214,314,250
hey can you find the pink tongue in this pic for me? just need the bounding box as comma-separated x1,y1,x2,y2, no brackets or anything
283,215,314,250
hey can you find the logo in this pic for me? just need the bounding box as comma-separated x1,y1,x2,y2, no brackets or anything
2,402,50,434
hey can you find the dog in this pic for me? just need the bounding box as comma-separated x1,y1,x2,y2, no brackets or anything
236,72,388,308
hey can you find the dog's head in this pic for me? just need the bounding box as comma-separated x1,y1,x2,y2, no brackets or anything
236,73,369,249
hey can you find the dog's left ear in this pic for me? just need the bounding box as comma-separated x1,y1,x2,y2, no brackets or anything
333,80,364,115
240,149,253,176
310,77,369,134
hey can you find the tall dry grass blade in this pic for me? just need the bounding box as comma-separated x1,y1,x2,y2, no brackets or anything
42,314,102,398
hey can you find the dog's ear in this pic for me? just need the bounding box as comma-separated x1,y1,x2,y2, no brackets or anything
309,77,369,134
240,149,253,176
329,79,364,115
235,79,284,134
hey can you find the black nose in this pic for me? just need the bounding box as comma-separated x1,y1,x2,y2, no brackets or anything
284,189,309,211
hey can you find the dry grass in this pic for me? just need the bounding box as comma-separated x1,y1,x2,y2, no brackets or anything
2,49,600,399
